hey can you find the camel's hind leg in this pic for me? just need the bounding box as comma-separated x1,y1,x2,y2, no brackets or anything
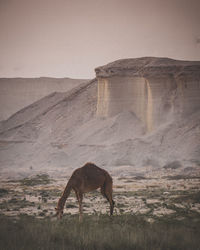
101,183,114,215
75,191,83,222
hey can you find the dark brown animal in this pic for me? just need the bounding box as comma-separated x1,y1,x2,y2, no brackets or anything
55,162,114,221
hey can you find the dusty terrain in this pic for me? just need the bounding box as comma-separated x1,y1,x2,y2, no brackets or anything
0,77,88,121
0,57,199,222
0,161,199,221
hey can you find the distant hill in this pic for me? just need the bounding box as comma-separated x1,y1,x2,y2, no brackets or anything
0,57,199,178
0,77,89,121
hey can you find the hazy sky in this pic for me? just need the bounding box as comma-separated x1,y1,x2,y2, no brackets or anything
0,0,200,78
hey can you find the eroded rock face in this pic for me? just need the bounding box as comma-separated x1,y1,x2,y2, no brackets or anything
95,57,200,132
0,58,199,175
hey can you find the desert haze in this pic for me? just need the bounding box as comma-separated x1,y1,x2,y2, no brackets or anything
0,77,88,121
0,57,199,176
0,57,200,250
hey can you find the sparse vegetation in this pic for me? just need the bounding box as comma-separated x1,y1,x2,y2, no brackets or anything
190,159,200,166
66,203,78,209
172,191,200,203
163,161,182,169
0,214,199,250
19,174,52,186
163,175,200,180
0,165,199,249
0,188,9,197
0,198,35,210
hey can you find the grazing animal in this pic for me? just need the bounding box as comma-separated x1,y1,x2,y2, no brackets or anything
55,162,114,221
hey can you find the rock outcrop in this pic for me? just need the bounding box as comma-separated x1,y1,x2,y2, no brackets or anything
0,58,199,177
95,57,200,131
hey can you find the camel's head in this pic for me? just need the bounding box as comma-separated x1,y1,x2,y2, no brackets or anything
55,207,64,219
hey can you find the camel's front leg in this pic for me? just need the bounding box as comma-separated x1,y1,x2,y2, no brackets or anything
76,191,83,222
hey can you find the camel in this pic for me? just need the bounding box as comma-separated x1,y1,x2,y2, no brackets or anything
55,162,114,221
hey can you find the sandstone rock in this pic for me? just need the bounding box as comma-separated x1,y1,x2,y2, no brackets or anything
0,58,199,176
95,57,200,132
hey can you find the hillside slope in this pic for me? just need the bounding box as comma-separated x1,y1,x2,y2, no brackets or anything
0,77,88,121
0,58,199,177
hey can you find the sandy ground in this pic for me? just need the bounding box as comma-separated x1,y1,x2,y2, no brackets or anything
0,59,199,221
0,163,199,221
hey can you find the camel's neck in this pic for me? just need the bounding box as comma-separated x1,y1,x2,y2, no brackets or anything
58,181,72,209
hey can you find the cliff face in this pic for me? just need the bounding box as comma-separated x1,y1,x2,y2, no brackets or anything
95,57,200,131
0,58,199,177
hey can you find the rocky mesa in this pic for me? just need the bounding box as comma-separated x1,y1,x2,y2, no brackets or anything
95,57,200,132
0,57,199,177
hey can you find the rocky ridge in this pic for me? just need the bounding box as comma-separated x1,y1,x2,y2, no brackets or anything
95,57,200,78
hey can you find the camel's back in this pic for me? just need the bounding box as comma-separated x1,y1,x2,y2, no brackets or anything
82,162,111,177
72,163,112,189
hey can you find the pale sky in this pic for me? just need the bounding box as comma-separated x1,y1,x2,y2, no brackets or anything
0,0,200,78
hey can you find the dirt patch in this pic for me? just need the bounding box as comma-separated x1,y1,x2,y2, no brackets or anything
0,165,199,219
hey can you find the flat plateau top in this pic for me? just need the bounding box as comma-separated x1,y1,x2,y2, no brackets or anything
95,57,200,78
